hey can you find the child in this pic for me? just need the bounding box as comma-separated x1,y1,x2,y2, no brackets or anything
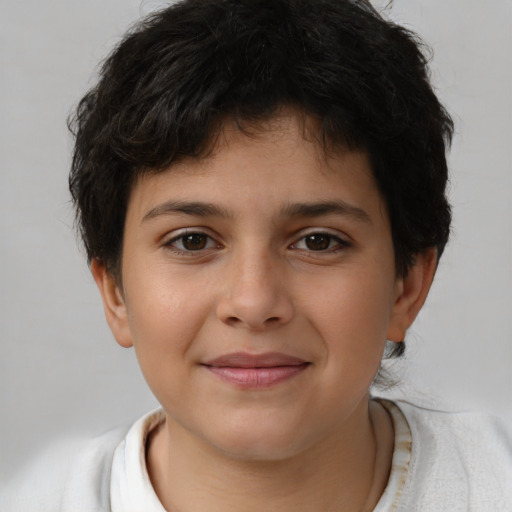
2,0,511,510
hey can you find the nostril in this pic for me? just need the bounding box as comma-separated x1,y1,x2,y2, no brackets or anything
224,315,281,329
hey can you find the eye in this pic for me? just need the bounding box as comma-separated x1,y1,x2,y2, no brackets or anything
292,232,349,252
165,231,218,252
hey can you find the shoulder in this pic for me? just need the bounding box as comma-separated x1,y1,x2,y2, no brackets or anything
0,425,129,512
392,399,512,511
397,396,510,430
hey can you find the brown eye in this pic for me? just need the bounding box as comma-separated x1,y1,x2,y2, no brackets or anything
304,234,332,251
291,232,350,253
166,232,217,252
181,233,208,250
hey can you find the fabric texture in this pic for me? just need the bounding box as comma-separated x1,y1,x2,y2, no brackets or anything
1,400,511,511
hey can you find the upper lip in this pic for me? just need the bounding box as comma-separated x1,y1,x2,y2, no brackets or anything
203,352,308,368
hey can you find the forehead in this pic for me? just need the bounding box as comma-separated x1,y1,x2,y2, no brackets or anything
126,112,387,226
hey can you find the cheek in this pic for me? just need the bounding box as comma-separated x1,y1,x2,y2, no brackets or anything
305,267,395,367
122,269,210,376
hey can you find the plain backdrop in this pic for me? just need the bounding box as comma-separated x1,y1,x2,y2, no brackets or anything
1,0,511,479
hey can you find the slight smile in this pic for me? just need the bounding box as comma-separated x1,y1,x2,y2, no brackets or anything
202,352,311,388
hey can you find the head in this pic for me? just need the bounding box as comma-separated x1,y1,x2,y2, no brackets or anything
69,0,452,366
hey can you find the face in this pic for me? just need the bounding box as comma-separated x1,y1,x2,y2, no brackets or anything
96,114,424,461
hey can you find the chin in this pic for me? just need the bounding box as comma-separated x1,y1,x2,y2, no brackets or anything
201,412,319,462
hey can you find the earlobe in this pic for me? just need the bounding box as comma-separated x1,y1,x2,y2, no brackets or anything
91,259,133,348
387,248,438,343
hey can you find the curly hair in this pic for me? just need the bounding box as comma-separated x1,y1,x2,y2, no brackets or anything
69,0,453,285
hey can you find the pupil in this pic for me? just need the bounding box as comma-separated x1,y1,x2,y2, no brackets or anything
183,234,207,250
305,234,330,251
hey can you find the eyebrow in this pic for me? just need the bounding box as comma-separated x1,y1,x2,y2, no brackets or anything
142,200,232,223
142,199,371,224
281,201,371,223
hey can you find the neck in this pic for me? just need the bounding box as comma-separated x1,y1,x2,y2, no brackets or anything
147,398,394,512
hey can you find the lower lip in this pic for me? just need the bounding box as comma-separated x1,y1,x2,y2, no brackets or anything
204,364,309,388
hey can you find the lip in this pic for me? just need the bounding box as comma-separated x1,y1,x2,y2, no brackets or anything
202,352,310,388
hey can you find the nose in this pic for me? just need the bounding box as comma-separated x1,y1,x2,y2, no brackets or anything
216,249,294,331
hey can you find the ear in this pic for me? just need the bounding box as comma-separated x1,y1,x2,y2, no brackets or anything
387,248,438,343
91,259,133,348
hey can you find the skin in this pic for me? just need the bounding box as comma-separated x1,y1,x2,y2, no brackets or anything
93,112,436,511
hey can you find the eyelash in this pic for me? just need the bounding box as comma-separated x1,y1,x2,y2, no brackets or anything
163,230,351,255
289,232,351,253
163,230,220,255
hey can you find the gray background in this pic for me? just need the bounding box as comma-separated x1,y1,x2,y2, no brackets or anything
1,0,511,479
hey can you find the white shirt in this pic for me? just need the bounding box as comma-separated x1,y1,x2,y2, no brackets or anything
2,399,511,511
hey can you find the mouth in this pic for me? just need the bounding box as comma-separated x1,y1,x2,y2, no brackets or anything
201,352,311,388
